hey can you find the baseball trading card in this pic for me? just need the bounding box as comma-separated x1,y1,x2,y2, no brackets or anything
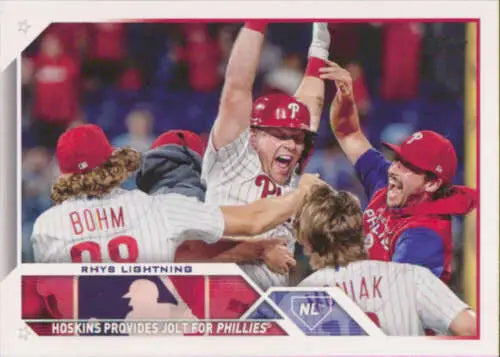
0,1,498,356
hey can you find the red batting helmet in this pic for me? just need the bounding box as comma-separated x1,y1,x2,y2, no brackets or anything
250,93,312,133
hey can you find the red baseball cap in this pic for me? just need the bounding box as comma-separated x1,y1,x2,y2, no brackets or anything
56,124,113,174
151,130,205,157
383,130,457,184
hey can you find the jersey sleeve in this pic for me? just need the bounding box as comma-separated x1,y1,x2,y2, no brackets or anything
392,227,444,278
31,216,59,263
298,274,318,287
354,149,390,200
159,194,225,244
202,125,257,182
413,265,469,334
31,227,46,263
298,269,330,287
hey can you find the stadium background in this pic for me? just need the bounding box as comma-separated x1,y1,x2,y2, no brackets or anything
20,21,477,305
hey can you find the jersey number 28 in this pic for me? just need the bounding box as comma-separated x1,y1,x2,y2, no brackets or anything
70,236,138,263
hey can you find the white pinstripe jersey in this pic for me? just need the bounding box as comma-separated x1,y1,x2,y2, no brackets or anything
202,128,297,290
299,260,469,335
32,189,224,263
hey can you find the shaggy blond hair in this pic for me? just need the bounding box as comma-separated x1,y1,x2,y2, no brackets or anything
294,184,367,270
51,148,141,204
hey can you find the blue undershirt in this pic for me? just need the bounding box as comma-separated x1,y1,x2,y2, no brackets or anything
354,149,444,278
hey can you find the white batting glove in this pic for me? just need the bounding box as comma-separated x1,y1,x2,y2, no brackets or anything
308,22,331,60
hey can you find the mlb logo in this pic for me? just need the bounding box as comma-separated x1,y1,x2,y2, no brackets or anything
77,276,205,335
78,161,88,170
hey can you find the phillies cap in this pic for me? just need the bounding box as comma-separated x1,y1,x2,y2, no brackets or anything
383,130,457,184
56,124,113,174
151,130,205,157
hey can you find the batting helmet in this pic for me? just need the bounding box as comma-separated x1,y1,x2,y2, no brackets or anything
250,93,312,133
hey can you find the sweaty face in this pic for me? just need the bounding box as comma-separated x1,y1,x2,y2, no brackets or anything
386,157,428,208
252,127,306,185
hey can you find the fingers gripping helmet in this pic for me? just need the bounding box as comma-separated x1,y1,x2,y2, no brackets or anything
250,93,315,173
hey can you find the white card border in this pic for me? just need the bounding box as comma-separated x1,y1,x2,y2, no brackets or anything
0,0,498,356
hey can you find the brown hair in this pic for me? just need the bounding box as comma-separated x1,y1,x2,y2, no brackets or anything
294,184,367,270
51,147,141,204
424,172,454,200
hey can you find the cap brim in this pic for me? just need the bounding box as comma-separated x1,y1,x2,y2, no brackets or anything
382,142,432,175
382,142,402,156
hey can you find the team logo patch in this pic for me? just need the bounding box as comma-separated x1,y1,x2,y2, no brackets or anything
364,233,374,249
406,132,423,144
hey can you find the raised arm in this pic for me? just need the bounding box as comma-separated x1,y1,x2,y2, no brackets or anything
294,23,331,133
320,60,373,164
211,22,267,150
220,173,322,236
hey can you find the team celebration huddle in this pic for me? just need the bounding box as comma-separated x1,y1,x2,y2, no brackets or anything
26,22,477,336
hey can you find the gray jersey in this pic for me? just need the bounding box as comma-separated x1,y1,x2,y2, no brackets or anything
299,260,469,335
202,128,297,290
32,189,224,263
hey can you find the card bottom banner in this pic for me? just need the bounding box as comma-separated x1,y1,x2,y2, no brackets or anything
21,271,383,337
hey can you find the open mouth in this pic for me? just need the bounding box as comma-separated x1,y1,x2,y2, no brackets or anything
388,177,402,199
275,155,293,170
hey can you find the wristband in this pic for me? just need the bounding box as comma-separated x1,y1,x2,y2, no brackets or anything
244,21,268,34
305,56,327,78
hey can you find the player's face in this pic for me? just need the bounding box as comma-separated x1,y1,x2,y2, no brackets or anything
252,127,306,185
386,157,428,207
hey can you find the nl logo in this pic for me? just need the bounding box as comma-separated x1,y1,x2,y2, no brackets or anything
291,296,334,331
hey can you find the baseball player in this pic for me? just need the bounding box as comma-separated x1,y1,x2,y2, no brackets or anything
136,129,296,273
321,61,477,283
31,124,322,263
297,184,477,336
199,22,333,290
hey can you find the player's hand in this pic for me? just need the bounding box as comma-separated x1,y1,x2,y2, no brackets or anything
261,239,296,275
297,173,324,193
319,60,354,101
296,174,325,210
319,60,360,138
